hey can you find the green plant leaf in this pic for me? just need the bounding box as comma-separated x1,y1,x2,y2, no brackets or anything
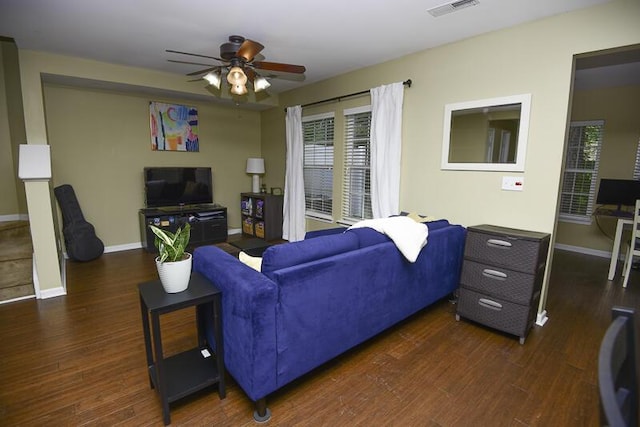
149,223,191,263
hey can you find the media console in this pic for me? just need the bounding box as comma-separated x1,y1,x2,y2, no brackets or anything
139,204,228,252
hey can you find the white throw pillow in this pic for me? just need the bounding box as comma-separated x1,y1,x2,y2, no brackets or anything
239,251,262,271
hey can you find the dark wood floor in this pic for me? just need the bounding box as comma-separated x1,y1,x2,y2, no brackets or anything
0,245,638,426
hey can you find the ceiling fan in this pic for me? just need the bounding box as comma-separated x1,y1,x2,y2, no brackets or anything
167,35,306,96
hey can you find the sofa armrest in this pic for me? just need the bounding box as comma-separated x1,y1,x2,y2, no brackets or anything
193,246,278,401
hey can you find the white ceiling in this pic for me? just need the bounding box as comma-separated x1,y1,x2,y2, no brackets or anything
0,0,634,96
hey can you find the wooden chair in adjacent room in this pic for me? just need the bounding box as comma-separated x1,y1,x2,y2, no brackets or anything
598,306,638,427
622,199,640,288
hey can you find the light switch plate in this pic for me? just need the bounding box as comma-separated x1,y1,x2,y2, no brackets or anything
502,176,524,191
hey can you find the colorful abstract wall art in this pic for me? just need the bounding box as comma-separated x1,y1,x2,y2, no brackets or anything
149,102,199,152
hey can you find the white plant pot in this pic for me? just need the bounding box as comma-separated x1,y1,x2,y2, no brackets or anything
155,253,192,293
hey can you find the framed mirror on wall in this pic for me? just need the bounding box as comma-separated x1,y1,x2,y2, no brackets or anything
441,93,532,171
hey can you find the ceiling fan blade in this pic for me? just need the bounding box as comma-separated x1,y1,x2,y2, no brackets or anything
244,67,256,83
168,59,215,67
186,66,220,76
253,61,306,74
166,49,225,62
237,39,264,62
261,71,306,82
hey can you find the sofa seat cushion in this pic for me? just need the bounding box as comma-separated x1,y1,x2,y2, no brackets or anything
261,232,360,280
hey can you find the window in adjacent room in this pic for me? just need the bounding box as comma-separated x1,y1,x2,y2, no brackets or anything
342,106,372,223
559,120,604,223
302,113,335,220
633,137,640,180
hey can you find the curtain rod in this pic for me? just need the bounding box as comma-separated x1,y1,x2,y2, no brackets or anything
285,79,412,111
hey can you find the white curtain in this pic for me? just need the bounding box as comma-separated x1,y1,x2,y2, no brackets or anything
283,105,306,242
370,82,404,218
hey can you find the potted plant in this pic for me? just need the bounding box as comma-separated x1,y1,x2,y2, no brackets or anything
149,223,192,293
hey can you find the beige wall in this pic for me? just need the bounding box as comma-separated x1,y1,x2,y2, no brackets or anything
449,114,490,163
556,84,640,252
15,49,271,292
261,0,640,313
265,0,640,235
260,107,287,194
8,0,640,295
0,44,16,216
43,83,261,247
0,39,27,217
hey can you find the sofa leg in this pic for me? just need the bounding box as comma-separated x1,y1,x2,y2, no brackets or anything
253,398,271,423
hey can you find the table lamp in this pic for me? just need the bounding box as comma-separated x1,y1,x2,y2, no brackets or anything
246,158,265,193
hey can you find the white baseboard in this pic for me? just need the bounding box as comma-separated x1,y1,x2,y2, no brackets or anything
104,242,144,253
38,286,67,299
32,256,40,297
102,229,238,254
63,228,242,259
536,310,549,327
0,214,29,222
30,252,67,300
0,294,35,305
553,243,612,259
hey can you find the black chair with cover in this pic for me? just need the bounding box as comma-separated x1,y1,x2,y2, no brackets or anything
54,184,104,262
598,306,638,427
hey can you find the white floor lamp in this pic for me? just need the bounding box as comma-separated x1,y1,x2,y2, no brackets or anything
246,158,265,193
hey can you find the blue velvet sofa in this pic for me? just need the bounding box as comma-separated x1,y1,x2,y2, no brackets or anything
192,220,466,421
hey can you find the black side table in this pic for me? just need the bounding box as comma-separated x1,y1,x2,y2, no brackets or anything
138,271,225,425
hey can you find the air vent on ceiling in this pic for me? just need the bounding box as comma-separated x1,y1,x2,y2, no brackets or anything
427,0,479,17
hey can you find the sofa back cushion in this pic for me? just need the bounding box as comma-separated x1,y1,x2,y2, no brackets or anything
424,219,450,231
347,227,390,247
347,219,451,249
304,227,346,239
261,232,360,280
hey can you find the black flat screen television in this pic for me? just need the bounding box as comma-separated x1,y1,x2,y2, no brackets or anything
144,167,213,208
596,178,640,209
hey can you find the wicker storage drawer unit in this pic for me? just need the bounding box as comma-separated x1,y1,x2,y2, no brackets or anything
456,224,550,344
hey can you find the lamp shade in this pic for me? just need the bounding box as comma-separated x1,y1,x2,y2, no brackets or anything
231,83,248,96
227,66,248,85
246,158,265,174
203,71,221,89
254,76,271,92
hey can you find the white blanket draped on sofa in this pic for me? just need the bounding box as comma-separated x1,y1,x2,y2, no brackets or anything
348,216,428,262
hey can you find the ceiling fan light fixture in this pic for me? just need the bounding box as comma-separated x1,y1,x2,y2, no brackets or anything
171,35,306,99
202,70,221,89
253,75,271,92
227,66,248,86
231,83,248,96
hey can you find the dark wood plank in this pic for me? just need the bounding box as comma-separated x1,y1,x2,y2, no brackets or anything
0,247,638,425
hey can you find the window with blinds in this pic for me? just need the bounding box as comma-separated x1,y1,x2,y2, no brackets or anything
342,106,372,222
302,113,334,219
559,120,604,222
633,137,640,181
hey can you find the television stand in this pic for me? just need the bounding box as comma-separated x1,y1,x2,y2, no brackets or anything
139,204,228,252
